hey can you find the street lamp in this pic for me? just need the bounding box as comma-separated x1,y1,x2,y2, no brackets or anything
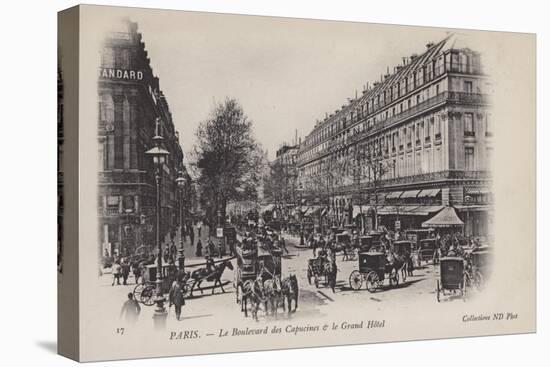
145,119,170,330
176,171,186,271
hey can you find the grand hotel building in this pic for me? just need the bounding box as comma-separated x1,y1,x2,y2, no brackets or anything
296,35,493,238
97,21,185,258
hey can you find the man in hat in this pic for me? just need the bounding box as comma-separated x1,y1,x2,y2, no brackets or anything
169,277,186,321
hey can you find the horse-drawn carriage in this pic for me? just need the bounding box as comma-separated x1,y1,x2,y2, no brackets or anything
418,238,439,265
393,240,413,257
133,257,234,306
234,242,298,319
465,248,492,290
348,252,400,292
334,231,357,260
404,229,434,249
234,245,281,303
436,257,466,302
307,250,337,291
133,263,180,306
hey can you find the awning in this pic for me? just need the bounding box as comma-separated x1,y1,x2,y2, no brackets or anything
418,188,441,198
408,205,444,216
385,191,403,199
422,206,464,228
401,190,421,198
465,187,491,195
352,205,370,217
377,206,396,215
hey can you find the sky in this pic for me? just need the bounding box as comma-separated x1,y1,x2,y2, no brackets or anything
127,10,452,161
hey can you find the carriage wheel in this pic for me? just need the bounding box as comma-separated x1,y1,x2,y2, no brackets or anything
140,284,156,306
349,270,363,291
366,272,379,293
436,280,441,302
473,271,484,291
133,283,145,303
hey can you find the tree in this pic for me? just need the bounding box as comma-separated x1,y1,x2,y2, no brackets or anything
358,142,394,230
192,98,261,228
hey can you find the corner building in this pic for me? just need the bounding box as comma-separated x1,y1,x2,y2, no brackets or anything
297,35,493,238
97,21,185,258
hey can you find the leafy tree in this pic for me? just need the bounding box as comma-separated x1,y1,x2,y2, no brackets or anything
192,98,261,227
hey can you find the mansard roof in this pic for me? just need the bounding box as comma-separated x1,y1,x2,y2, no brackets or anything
307,33,473,137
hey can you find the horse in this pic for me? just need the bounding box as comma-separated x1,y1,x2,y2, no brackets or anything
280,274,299,313
188,259,234,296
242,276,265,321
386,251,408,283
263,277,282,318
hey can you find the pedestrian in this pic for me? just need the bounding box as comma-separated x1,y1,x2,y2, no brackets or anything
207,238,215,257
169,277,186,321
121,258,130,286
280,236,289,254
170,241,177,262
120,292,141,324
112,261,122,286
189,224,195,247
197,221,202,238
131,261,141,284
195,239,203,257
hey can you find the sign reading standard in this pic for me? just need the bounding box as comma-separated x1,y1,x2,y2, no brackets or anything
99,68,144,81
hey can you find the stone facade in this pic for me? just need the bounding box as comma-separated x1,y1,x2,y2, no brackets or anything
97,21,185,257
297,35,493,237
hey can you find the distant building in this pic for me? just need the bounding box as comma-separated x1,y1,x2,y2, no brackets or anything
273,143,300,205
97,20,185,258
297,35,493,237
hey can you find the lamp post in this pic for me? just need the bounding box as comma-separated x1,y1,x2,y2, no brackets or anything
145,119,170,330
176,171,186,271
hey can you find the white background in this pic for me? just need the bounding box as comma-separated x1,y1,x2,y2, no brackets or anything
0,0,546,366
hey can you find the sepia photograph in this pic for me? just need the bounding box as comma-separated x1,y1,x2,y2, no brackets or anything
56,3,536,362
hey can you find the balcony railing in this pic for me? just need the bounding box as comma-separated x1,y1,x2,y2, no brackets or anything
333,170,491,193
298,92,489,166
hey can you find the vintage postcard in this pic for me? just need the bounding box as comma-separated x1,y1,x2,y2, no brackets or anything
57,4,536,362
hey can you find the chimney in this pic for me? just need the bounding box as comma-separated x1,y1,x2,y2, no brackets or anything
426,42,435,48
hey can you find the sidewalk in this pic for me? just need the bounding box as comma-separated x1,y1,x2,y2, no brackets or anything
165,225,234,266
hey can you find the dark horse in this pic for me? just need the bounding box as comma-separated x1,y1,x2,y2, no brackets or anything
386,251,408,283
280,274,299,313
188,259,234,296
